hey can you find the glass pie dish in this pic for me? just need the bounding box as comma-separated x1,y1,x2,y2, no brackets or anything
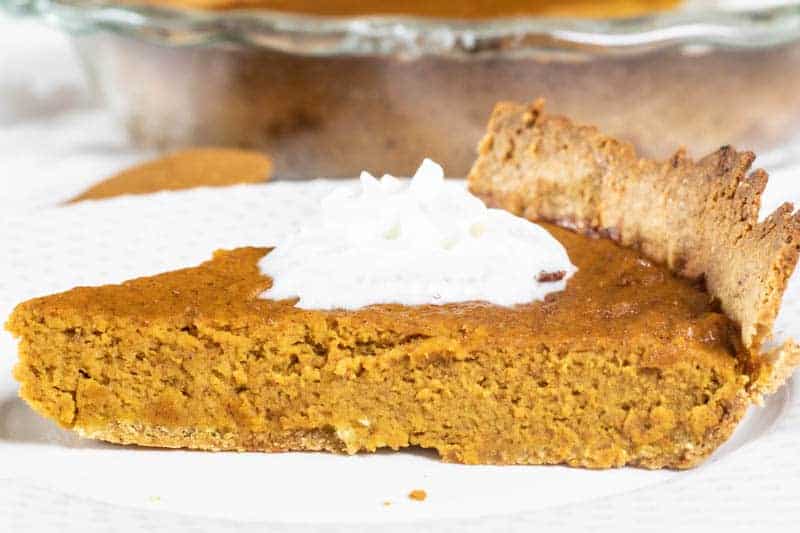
6,0,800,178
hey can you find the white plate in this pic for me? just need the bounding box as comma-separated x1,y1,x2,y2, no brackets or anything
0,183,796,525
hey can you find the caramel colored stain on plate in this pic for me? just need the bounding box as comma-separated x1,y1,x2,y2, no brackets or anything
68,147,272,203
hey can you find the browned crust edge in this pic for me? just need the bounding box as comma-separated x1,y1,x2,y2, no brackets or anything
467,100,800,399
77,423,346,454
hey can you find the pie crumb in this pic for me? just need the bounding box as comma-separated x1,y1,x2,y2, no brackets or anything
408,489,427,502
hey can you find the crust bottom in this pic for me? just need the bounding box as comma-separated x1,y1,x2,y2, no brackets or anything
68,391,748,471
76,422,346,454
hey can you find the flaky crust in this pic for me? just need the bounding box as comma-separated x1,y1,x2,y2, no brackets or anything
77,423,345,454
468,100,800,397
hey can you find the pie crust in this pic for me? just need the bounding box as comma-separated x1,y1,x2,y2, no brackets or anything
469,99,800,400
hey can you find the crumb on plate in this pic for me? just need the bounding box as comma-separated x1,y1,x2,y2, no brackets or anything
408,489,427,501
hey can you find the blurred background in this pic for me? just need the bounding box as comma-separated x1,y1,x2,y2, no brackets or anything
2,1,800,200
1,10,152,208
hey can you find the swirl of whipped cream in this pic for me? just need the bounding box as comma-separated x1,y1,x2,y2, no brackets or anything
259,159,576,310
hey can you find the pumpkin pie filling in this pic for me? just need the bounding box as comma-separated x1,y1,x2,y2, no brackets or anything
6,103,799,469
6,221,752,469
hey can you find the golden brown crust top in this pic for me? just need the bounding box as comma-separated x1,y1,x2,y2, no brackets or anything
7,225,742,371
68,148,272,203
468,100,800,394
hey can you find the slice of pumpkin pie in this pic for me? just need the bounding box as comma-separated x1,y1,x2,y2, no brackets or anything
6,105,799,469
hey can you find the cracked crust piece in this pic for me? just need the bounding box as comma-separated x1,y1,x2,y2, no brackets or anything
68,147,272,203
468,100,800,397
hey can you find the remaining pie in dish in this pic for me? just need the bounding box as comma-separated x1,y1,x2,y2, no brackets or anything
68,147,272,203
135,0,679,19
7,103,799,469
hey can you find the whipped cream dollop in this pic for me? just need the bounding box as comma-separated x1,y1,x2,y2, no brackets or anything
259,159,577,310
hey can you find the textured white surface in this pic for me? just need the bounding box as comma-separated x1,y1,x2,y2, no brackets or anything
2,13,800,533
